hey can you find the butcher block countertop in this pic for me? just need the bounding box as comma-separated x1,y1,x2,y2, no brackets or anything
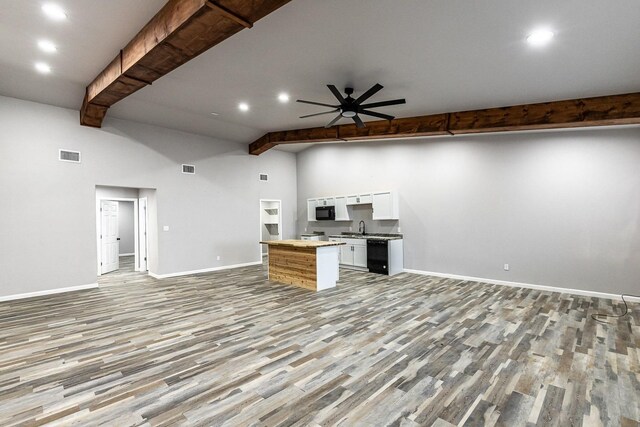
260,239,345,248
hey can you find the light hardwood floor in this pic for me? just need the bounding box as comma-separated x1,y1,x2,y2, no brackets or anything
1,259,638,426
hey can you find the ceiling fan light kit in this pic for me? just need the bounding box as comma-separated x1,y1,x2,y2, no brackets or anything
297,83,406,128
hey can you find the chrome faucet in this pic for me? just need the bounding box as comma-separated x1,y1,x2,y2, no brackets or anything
358,220,366,235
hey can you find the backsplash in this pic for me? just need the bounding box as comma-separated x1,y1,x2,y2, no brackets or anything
301,204,400,236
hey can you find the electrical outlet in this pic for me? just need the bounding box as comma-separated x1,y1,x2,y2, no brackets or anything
504,263,510,271
397,227,402,233
349,226,352,231
163,225,170,232
217,255,221,261
304,227,307,232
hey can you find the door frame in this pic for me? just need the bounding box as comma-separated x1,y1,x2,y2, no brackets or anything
96,197,139,275
138,197,149,273
259,199,282,260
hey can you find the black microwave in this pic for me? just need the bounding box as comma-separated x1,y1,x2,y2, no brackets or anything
316,206,335,221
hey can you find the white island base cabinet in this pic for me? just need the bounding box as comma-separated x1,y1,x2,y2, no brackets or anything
315,246,341,290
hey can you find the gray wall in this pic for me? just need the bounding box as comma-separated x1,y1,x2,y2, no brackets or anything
297,127,640,295
117,202,135,255
0,95,297,298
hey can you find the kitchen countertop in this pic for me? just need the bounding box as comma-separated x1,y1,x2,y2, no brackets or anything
300,232,326,237
260,239,345,248
328,233,403,241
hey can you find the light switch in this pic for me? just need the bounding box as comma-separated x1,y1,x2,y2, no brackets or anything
163,225,170,232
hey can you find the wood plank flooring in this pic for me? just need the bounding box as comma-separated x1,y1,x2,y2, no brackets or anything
1,260,638,426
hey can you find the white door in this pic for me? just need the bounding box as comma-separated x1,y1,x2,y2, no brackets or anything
138,197,148,272
100,201,119,274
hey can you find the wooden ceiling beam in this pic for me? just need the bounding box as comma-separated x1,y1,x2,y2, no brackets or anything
249,92,640,155
249,114,449,155
80,0,291,128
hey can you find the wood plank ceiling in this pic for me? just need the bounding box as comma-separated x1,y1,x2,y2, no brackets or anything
80,0,291,128
249,92,640,155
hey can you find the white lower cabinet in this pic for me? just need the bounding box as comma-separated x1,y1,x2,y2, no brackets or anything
332,237,367,268
340,245,354,265
353,245,367,267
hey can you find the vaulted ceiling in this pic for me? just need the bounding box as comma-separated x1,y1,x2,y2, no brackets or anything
1,0,640,152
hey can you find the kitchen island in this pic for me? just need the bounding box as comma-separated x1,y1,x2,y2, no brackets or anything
260,240,345,291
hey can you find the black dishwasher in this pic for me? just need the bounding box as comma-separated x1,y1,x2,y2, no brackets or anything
367,239,389,275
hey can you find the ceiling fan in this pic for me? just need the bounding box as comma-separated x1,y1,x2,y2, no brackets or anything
297,83,406,129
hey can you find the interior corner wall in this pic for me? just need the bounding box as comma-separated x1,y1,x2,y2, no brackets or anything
0,95,297,298
296,127,640,295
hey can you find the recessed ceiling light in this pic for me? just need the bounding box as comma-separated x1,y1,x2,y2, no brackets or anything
42,3,67,21
527,29,554,47
210,112,219,116
35,62,52,74
238,102,249,112
37,40,57,53
278,93,290,103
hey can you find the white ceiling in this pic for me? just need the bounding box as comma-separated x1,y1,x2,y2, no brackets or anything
1,0,640,153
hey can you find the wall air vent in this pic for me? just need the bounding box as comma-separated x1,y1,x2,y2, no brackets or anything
182,164,195,174
59,149,81,163
259,173,268,182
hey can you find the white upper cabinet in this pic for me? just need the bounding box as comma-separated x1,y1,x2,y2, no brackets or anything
316,197,335,207
334,196,351,221
346,193,372,205
359,193,372,204
307,191,399,222
307,199,317,221
372,191,399,220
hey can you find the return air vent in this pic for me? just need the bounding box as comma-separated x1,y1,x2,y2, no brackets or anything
259,173,268,182
182,164,195,174
59,149,81,163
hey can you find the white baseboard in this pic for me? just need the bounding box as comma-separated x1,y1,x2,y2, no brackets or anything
0,283,99,303
119,253,134,257
403,268,640,303
149,261,263,279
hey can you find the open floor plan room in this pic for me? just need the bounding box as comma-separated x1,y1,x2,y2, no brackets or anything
2,266,638,426
1,0,639,425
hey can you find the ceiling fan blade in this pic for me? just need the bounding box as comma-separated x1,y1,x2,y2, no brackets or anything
324,114,343,128
354,83,383,104
297,99,339,108
327,85,346,104
359,98,406,109
300,109,340,119
353,115,366,128
359,109,395,121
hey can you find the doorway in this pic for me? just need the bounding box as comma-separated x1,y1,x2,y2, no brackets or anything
96,186,153,276
259,199,282,257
